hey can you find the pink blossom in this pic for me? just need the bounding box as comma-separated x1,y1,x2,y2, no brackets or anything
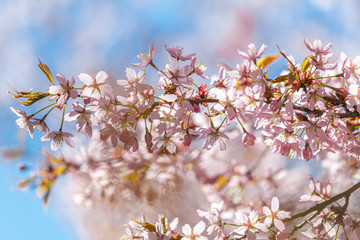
159,57,193,85
10,107,34,138
210,67,234,90
64,102,99,137
99,122,136,148
341,52,360,84
233,210,268,239
304,38,337,70
153,132,181,154
40,131,75,151
48,74,77,107
300,175,331,202
78,71,113,100
263,197,291,232
197,201,225,238
154,215,179,239
242,132,256,146
191,57,208,79
304,38,332,56
116,67,146,91
227,61,251,84
198,127,229,151
132,43,156,67
32,119,50,134
181,221,208,240
300,143,313,161
238,43,267,62
165,45,196,61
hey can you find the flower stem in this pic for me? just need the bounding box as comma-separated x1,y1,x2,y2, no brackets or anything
29,102,57,118
59,104,66,132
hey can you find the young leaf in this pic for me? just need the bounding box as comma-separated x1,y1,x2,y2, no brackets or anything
257,54,280,69
38,59,54,85
132,219,156,233
301,56,311,73
18,177,35,189
271,75,288,83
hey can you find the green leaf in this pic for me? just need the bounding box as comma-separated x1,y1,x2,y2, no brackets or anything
38,59,54,85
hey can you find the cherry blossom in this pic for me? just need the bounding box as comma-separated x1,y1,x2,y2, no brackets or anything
78,71,113,100
300,175,331,202
197,201,225,238
233,210,268,239
132,43,156,67
341,52,360,84
40,131,75,151
64,102,99,137
242,132,256,147
263,197,291,232
165,45,196,61
159,57,193,85
237,43,267,62
181,221,207,240
32,119,50,134
116,67,146,91
10,39,360,239
48,74,77,107
10,107,34,138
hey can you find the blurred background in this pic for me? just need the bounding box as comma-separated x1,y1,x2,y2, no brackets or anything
1,0,360,239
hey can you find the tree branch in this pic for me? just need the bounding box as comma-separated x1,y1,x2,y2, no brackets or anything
283,181,360,234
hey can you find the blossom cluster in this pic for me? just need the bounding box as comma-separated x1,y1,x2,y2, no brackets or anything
9,39,360,239
121,197,291,240
10,39,360,164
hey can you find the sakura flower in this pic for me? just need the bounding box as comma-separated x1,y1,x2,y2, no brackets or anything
227,61,251,84
263,197,291,232
99,122,136,148
91,95,117,122
154,215,179,239
32,119,50,134
41,131,75,151
64,102,99,137
299,143,313,161
116,67,146,91
238,43,267,62
341,52,360,84
165,45,196,61
131,83,155,113
78,71,113,100
197,201,225,238
159,57,193,85
210,67,234,90
304,38,336,70
48,74,77,107
153,132,181,154
191,57,208,79
304,38,332,56
198,127,229,151
295,114,330,146
300,175,331,202
242,132,256,147
10,107,34,138
233,210,268,239
181,221,208,240
132,43,156,67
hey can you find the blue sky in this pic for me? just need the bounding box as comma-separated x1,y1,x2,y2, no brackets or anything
2,0,360,239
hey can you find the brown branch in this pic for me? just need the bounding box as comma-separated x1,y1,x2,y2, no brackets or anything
283,181,360,234
151,95,359,119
